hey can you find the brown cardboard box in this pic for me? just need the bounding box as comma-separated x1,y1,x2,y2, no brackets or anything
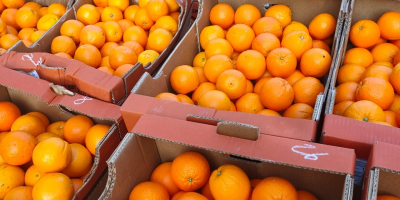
0,66,128,200
6,0,192,104
100,114,356,200
362,142,400,200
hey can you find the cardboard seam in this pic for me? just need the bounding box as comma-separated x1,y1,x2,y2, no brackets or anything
371,167,380,200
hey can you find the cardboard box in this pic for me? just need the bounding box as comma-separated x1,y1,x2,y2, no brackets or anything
0,66,128,200
362,142,400,200
100,114,356,200
124,0,348,141
6,0,192,104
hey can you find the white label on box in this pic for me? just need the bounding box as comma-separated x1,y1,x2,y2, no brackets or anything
354,158,367,185
21,53,42,66
74,96,93,105
291,144,329,161
17,70,40,79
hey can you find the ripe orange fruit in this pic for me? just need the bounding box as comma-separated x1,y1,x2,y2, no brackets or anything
101,21,123,42
0,34,20,49
154,16,178,35
283,103,314,120
251,32,280,57
170,65,200,94
155,93,181,102
236,50,266,80
264,4,291,28
235,93,265,113
38,7,48,18
32,137,72,173
171,152,210,192
109,46,138,69
80,25,106,48
122,41,144,55
297,190,318,200
193,66,207,83
201,182,214,200
245,80,254,93
216,69,247,100
333,100,354,116
71,178,83,193
300,48,332,78
129,181,169,200
361,65,392,82
101,6,123,22
25,165,47,187
3,186,33,200
350,19,380,48
198,90,231,111
11,115,45,137
98,66,115,75
171,191,187,200
134,8,154,31
62,143,92,178
356,77,394,110
37,14,58,31
266,47,297,78
146,0,169,21
205,38,233,59
47,3,66,17
384,110,398,127
377,195,400,200
191,82,216,103
32,173,74,200
0,102,21,132
257,109,282,117
371,43,399,63
193,52,207,68
203,54,234,83
293,77,324,107
77,4,100,25
209,164,250,200
176,94,194,105
51,36,76,57
308,13,336,40
377,12,400,40
2,0,24,9
60,20,85,44
282,21,309,37
0,131,36,165
335,82,358,104
343,48,374,68
312,40,331,53
100,42,119,57
252,17,282,39
123,25,147,47
209,3,234,29
252,177,297,200
151,162,180,197
169,11,180,22
18,27,36,41
36,132,60,143
1,9,19,30
368,37,388,51
259,77,294,111
23,2,42,12
74,44,102,68
390,64,400,94
285,70,305,87
114,64,134,77
253,77,272,95
234,4,261,27
108,0,129,11
146,28,173,53
371,61,394,69
94,0,108,7
118,19,134,32
0,164,25,199
85,124,110,155
337,64,366,84
124,5,140,22
389,94,400,113
200,25,225,50
138,49,159,65
281,30,313,60
15,7,39,28
30,30,46,43
343,100,386,122
46,121,65,139
226,24,255,53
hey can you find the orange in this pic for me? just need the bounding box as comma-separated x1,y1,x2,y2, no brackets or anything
259,77,294,111
171,152,210,192
38,7,48,18
389,94,400,113
108,0,129,11
209,164,250,200
282,21,309,37
281,30,313,60
134,8,154,30
36,132,60,143
0,48,5,55
201,182,214,200
390,64,400,94
60,20,85,44
169,11,180,22
264,4,291,28
251,32,280,57
94,0,108,7
0,19,6,37
333,100,354,116
283,103,314,120
4,186,33,200
170,65,200,94
118,19,134,32
6,25,18,35
80,25,106,48
293,77,324,107
32,173,74,200
155,93,181,102
146,28,173,53
0,33,20,49
85,124,110,155
74,44,102,68
203,54,234,83
209,3,234,29
337,64,366,84
18,28,36,41
151,162,180,197
109,46,138,69
0,101,21,132
114,64,134,77
343,48,373,68
23,2,41,12
176,192,208,200
71,178,83,193
234,4,261,27
236,50,266,80
257,109,282,117
235,93,264,113
98,66,115,75
101,21,123,42
371,43,399,63
0,164,25,199
377,12,400,40
191,82,216,104
253,77,273,95
47,3,65,17
205,38,233,59
245,79,254,93
123,25,148,47
249,179,262,199
25,165,47,186
356,77,394,110
101,6,123,22
308,13,336,40
0,0,4,13
0,130,36,166
129,181,169,200
377,196,400,200
266,47,297,78
252,17,282,38
15,7,39,28
171,191,187,200
297,190,318,200
22,39,32,47
62,143,92,178
350,19,380,48
30,30,45,43
193,52,207,68
164,0,179,12
1,9,19,30
138,49,159,65
124,5,140,21
226,24,255,53
51,36,76,57
252,177,297,200
391,39,400,49
100,42,119,57
384,110,398,127
300,48,332,78
343,100,386,122
285,70,305,87
176,94,194,105
146,0,169,21
198,90,231,111
46,121,65,139
11,115,45,137
199,25,225,50
154,16,178,35
335,82,358,104
361,65,392,82
371,61,394,69
32,137,72,173
313,40,331,53
216,69,247,100
368,37,387,51
64,115,94,145
77,4,100,25
122,41,144,56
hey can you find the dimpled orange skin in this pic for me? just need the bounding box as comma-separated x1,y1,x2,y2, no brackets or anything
32,137,72,173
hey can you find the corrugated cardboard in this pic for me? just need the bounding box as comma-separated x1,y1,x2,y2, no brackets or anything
100,114,356,200
0,66,127,200
362,142,400,200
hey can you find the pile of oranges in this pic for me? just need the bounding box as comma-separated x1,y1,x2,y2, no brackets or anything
0,101,110,199
156,3,336,120
129,151,318,200
0,0,66,52
333,11,400,128
50,0,180,78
